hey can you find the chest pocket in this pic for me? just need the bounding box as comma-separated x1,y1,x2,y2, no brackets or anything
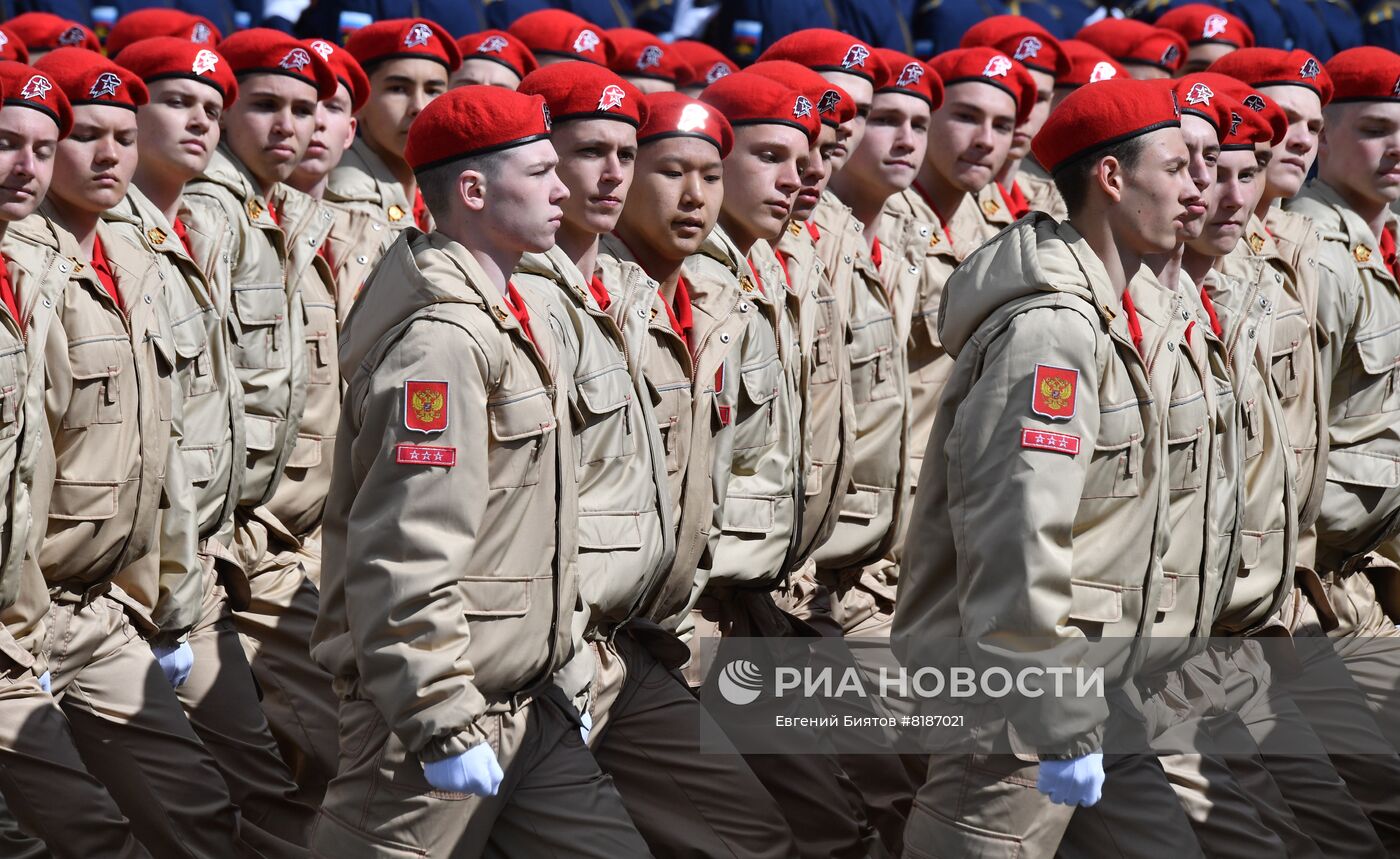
648,377,690,478
573,364,635,466
486,389,556,490
169,302,216,400
0,345,23,441
848,313,899,405
809,294,841,385
1082,402,1144,500
1270,312,1310,404
733,355,782,452
1345,325,1400,418
1166,387,1209,492
148,327,176,424
303,298,338,386
63,336,126,429
230,284,288,371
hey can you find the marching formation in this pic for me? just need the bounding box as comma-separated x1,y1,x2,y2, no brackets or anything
0,5,1398,859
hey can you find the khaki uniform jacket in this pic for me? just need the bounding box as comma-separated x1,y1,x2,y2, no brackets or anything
263,188,338,540
313,229,577,761
596,233,745,629
1201,265,1296,635
181,148,307,512
0,234,65,666
322,201,386,324
808,192,907,573
776,220,854,566
1016,160,1069,222
325,138,415,257
1286,181,1400,573
893,216,1175,757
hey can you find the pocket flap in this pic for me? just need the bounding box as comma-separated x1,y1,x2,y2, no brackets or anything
48,479,119,521
578,511,644,551
286,434,322,469
245,415,279,452
488,392,556,442
170,310,211,360
722,495,776,535
1157,574,1178,613
1354,327,1400,375
231,285,286,327
180,445,215,485
67,337,121,381
1328,448,1400,488
459,576,532,617
848,315,895,364
805,460,825,497
1240,532,1262,570
575,366,632,416
1067,579,1123,624
740,359,781,406
837,484,880,522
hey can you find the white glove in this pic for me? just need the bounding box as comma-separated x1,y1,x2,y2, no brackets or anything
150,642,194,689
1037,752,1105,807
422,743,503,797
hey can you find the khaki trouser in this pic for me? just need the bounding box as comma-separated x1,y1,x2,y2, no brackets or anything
42,591,252,859
233,514,339,804
178,553,316,858
588,626,798,859
312,686,650,858
0,645,148,858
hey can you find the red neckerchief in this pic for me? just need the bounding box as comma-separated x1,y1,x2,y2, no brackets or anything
912,180,956,245
0,255,21,332
90,236,123,310
870,238,883,270
504,282,535,347
660,275,695,355
774,251,792,288
171,216,193,255
265,199,279,225
413,187,430,232
999,181,1031,220
1199,286,1223,339
805,221,821,242
588,275,611,311
1121,289,1144,357
745,258,767,296
1382,227,1400,286
317,241,333,268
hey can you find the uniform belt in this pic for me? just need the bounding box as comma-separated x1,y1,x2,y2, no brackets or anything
49,579,111,608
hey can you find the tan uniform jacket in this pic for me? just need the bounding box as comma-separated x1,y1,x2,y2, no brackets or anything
1286,181,1400,573
313,229,577,761
808,192,907,572
181,148,307,512
597,233,745,630
322,201,386,324
263,187,337,540
1015,160,1069,222
892,216,1174,757
1201,265,1296,634
325,138,415,257
0,235,64,666
776,220,854,565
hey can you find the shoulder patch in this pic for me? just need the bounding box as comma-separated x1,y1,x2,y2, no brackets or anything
404,380,449,432
1031,364,1078,420
396,443,456,466
1021,428,1080,456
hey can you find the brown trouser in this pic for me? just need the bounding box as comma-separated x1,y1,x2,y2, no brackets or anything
233,514,339,804
43,591,252,858
312,686,650,858
179,554,317,858
589,627,798,859
0,637,148,858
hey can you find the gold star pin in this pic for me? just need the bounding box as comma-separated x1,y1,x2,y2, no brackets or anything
1248,233,1265,254
147,227,168,246
246,199,264,221
981,197,1000,216
387,204,406,222
68,257,85,273
787,221,802,236
1355,244,1373,263
929,232,941,247
740,276,756,293
492,305,509,321
649,306,659,321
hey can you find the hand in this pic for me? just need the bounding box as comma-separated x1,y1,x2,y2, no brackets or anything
1037,752,1105,807
36,671,50,694
422,743,503,797
580,710,593,745
150,642,194,690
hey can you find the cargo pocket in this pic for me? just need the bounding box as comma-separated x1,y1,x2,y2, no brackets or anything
734,356,781,451
848,313,898,404
230,284,288,371
62,337,125,429
149,327,176,423
169,301,215,399
1269,313,1308,404
1067,579,1123,634
837,483,881,522
721,495,776,537
180,445,215,487
304,298,337,386
486,390,555,489
573,364,635,465
0,346,22,441
1345,324,1400,418
286,434,322,470
460,576,532,617
649,379,690,477
1081,403,1143,500
48,479,120,522
1327,448,1400,490
1242,394,1264,462
809,294,840,385
578,511,644,552
1166,391,1207,491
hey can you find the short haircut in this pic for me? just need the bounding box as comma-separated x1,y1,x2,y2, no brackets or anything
416,149,508,223
1053,135,1148,217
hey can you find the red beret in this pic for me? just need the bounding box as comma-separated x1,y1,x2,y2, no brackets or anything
744,60,855,128
700,71,822,146
305,39,369,112
106,9,220,59
345,18,461,74
606,28,692,85
405,85,551,172
929,47,1037,123
117,37,238,110
1077,19,1188,73
0,61,73,138
961,16,1070,78
456,30,538,80
508,10,613,66
670,40,736,89
219,29,337,101
1322,47,1400,104
34,47,147,111
518,61,645,126
1033,78,1180,173
759,29,891,87
637,91,733,157
1195,74,1285,148
4,13,98,54
873,49,944,109
1207,48,1332,104
1156,4,1253,50
0,26,28,64
1167,73,1239,131
1057,39,1128,88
